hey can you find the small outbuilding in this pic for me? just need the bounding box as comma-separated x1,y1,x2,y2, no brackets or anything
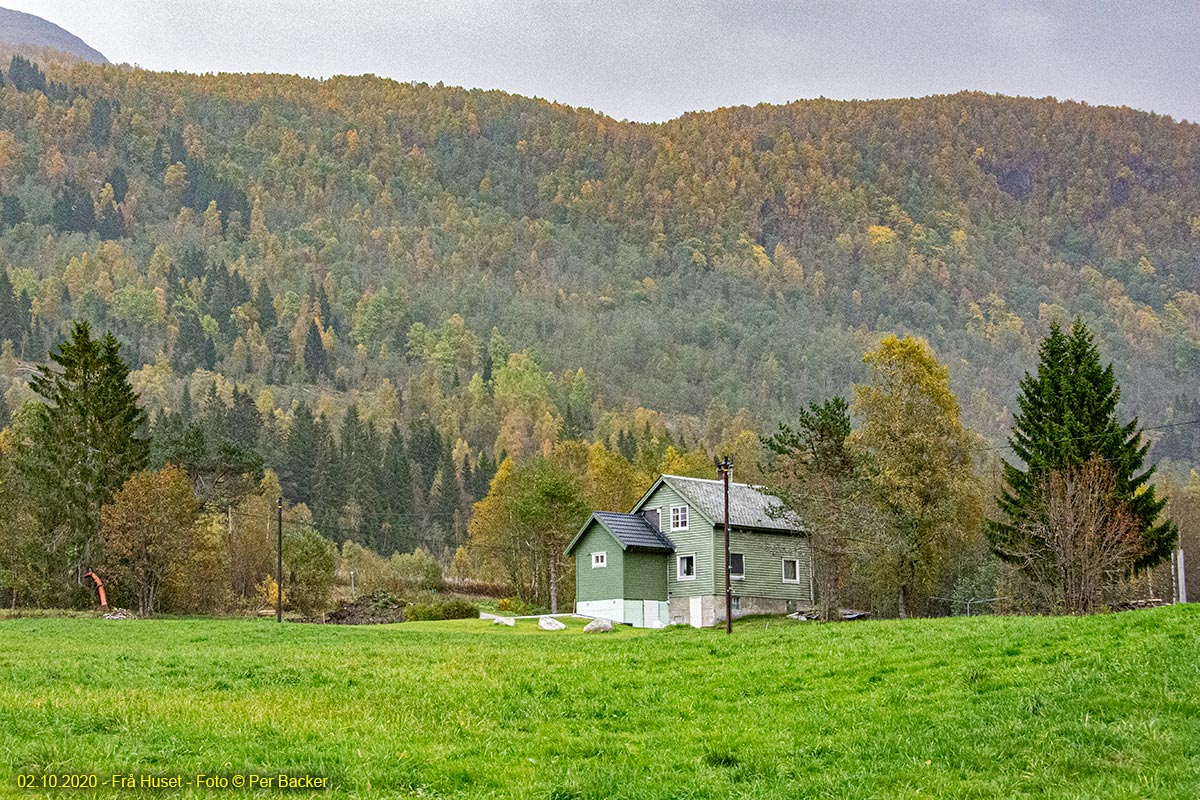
566,474,812,628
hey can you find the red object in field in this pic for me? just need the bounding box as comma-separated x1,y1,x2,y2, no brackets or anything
83,571,109,611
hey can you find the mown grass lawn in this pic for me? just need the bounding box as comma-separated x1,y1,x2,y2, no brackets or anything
1,607,1198,799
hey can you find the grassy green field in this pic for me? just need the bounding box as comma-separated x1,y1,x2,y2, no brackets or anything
1,608,1198,799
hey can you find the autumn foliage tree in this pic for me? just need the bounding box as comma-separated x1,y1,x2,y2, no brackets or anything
100,464,198,616
468,445,598,610
850,336,983,618
765,397,864,620
1010,457,1144,614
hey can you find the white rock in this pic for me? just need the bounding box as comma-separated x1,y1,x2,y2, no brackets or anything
493,616,515,626
538,616,567,631
583,617,613,633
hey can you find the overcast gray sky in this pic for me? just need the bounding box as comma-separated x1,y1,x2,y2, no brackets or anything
6,1,1198,122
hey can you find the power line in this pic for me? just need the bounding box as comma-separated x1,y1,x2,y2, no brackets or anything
969,417,1200,455
223,505,533,556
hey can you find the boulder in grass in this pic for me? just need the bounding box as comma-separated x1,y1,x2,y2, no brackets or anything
538,616,567,631
583,617,613,633
493,616,515,627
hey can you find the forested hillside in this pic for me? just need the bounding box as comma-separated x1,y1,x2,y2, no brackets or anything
0,54,1198,569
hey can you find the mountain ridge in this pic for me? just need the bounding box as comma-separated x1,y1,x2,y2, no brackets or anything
0,7,107,64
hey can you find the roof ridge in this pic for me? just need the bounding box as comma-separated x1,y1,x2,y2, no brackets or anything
660,473,753,488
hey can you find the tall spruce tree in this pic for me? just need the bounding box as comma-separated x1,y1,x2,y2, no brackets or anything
254,280,277,329
20,322,148,596
310,414,343,538
178,382,193,421
303,319,326,377
429,440,461,547
227,386,262,443
988,320,1175,570
339,404,380,543
378,423,414,553
282,403,318,504
0,268,21,344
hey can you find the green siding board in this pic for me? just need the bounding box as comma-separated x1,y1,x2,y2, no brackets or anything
721,528,813,602
623,551,668,600
573,522,625,602
640,483,714,598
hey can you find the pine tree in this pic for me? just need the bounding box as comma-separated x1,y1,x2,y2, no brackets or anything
377,423,413,553
617,429,636,461
471,451,495,499
0,268,20,344
340,404,380,543
227,386,262,443
8,56,47,94
282,403,318,504
989,320,1176,571
429,440,461,548
201,383,227,441
303,319,326,377
254,280,277,329
173,312,213,374
178,382,193,422
104,166,128,203
408,420,442,495
52,182,96,233
19,322,148,598
310,414,343,539
315,280,334,332
15,290,32,356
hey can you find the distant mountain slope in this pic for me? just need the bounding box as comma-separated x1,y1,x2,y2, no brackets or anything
0,7,107,63
0,59,1198,474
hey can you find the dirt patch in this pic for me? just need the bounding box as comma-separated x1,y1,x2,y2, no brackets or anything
324,591,408,625
1112,598,1170,613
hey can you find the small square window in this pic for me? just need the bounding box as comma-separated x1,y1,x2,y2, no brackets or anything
782,558,800,584
677,554,696,580
670,505,689,531
591,552,607,568
729,552,745,579
731,596,741,611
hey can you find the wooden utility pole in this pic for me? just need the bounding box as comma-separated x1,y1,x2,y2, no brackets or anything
719,456,733,635
276,496,283,623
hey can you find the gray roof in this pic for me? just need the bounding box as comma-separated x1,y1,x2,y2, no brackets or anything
659,475,804,533
573,511,675,553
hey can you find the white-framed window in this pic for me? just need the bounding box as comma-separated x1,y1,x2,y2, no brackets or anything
670,505,689,531
677,554,696,580
729,552,745,580
731,596,741,611
782,558,801,584
591,552,607,568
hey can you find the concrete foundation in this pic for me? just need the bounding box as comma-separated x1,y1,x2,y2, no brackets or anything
668,594,807,627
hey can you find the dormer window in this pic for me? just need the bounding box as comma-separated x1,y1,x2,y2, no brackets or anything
670,505,688,531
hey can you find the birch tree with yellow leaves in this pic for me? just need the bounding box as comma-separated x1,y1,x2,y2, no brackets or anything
850,335,983,618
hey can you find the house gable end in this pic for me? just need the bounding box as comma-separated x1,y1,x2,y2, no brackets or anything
631,476,716,527
565,514,626,556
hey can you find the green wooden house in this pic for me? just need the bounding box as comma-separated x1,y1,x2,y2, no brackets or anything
565,474,812,627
